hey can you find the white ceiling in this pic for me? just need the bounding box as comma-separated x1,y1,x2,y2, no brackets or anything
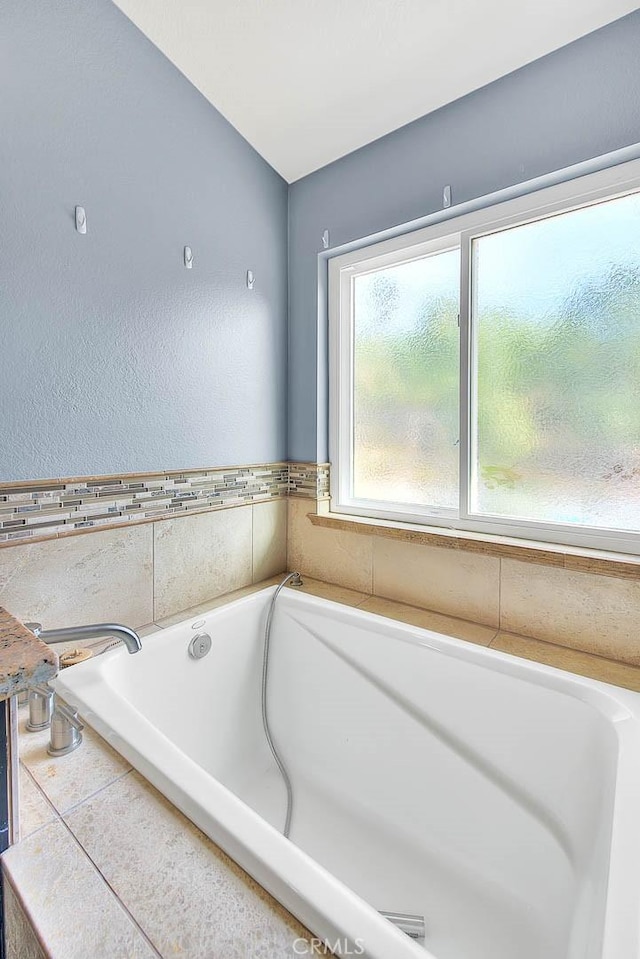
112,0,637,183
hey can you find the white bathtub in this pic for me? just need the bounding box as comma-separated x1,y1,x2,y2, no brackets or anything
54,587,640,959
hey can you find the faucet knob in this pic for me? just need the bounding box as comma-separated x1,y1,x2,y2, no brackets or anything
25,684,54,732
47,696,83,756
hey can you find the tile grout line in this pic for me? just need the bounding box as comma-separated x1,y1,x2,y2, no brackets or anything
370,532,375,598
152,522,155,624
59,801,164,959
57,767,133,820
498,556,503,634
250,503,255,585
19,761,60,838
354,593,373,609
285,496,289,574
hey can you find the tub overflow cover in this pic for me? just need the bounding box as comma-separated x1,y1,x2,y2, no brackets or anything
188,633,212,659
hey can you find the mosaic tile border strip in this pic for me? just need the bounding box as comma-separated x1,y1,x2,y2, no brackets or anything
0,462,330,546
288,462,330,499
0,464,289,545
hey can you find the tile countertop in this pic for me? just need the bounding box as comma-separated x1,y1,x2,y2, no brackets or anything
0,607,57,699
4,574,640,959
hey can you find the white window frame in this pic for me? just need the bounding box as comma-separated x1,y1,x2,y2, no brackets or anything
329,157,640,555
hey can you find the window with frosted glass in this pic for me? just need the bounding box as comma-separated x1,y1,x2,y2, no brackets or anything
352,249,460,509
471,192,640,531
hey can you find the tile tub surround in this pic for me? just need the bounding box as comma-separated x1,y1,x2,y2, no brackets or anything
0,462,327,547
4,455,640,669
252,498,289,584
0,608,57,698
287,497,373,594
289,499,640,666
4,877,46,959
499,559,640,664
308,504,640,580
0,500,287,630
5,577,640,959
153,505,253,620
0,525,155,631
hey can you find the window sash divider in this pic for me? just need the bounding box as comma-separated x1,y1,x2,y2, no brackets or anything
459,230,473,524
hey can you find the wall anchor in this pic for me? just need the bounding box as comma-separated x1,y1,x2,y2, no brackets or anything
322,229,330,249
75,206,87,234
184,246,193,269
247,270,255,289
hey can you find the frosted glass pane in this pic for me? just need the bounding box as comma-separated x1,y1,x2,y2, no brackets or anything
472,191,640,531
353,249,459,508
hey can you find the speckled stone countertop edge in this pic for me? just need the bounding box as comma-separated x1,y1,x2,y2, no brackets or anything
0,608,58,699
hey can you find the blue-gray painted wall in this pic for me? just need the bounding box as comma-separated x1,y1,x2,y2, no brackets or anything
288,10,640,463
0,0,288,481
3,5,640,480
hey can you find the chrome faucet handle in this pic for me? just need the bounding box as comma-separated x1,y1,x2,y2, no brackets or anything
54,701,84,731
48,695,83,756
26,683,55,732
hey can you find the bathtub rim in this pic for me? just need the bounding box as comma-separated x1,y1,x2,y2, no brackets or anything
53,586,640,959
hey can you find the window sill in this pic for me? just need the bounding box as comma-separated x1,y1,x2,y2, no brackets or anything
308,507,640,580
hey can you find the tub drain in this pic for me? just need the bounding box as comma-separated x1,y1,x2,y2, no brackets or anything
379,911,426,939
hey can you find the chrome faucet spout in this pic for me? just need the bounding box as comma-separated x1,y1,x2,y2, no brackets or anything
26,622,142,654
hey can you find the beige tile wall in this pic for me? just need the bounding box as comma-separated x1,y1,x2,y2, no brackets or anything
0,526,154,628
500,559,640,663
153,507,253,620
6,487,637,667
288,500,640,666
287,498,372,593
372,536,500,627
0,501,287,630
252,499,288,583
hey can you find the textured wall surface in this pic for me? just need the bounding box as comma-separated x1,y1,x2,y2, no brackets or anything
288,10,640,462
4,4,640,478
0,0,287,481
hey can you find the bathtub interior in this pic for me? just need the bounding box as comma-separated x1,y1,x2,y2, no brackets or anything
98,590,619,959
